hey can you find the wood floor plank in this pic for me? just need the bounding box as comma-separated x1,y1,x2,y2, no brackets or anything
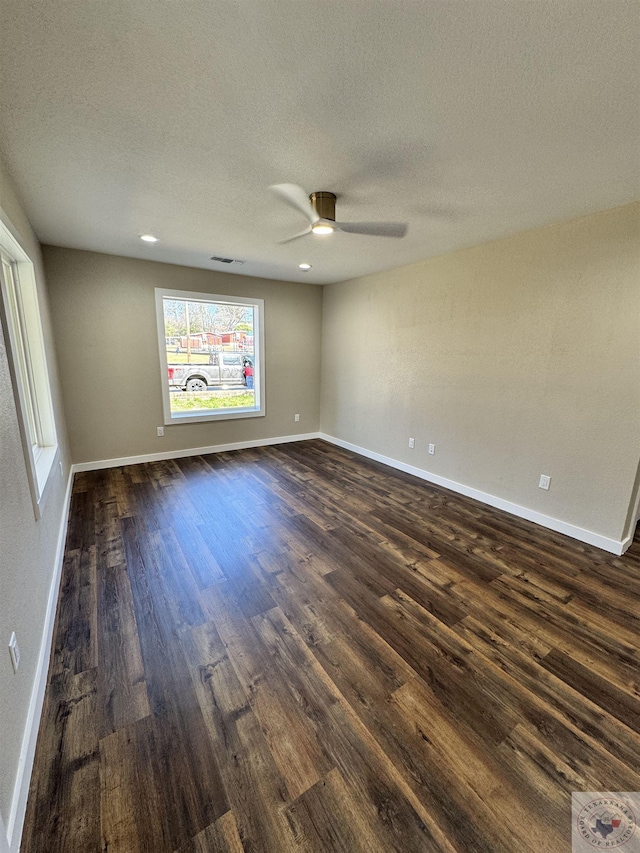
145,527,207,631
378,588,523,746
51,545,97,677
283,768,390,853
96,562,150,737
94,477,125,570
120,515,230,840
463,571,640,678
451,614,640,784
198,523,277,616
108,466,134,519
181,619,300,852
23,440,640,853
21,669,100,853
253,605,458,852
170,516,226,588
270,566,503,852
402,592,640,789
393,676,569,853
541,647,640,735
173,811,245,853
481,575,640,687
100,715,174,853
270,553,416,691
298,647,499,851
199,585,333,800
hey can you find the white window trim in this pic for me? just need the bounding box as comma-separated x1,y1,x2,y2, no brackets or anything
155,288,265,425
0,213,59,518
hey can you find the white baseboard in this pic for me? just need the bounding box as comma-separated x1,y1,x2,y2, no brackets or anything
72,432,322,473
618,533,633,555
6,468,74,852
319,433,628,556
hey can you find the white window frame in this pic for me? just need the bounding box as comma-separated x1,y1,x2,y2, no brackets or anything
155,288,265,425
0,216,59,518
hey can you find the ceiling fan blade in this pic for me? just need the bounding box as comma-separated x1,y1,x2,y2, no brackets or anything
270,184,319,225
337,221,408,238
277,226,312,244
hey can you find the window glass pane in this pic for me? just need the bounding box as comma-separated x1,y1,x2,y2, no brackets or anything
160,293,261,421
2,258,39,446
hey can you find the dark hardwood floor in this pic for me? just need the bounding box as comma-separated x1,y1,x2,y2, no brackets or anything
22,439,640,852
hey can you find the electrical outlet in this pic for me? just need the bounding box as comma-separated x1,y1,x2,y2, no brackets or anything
428,443,435,455
9,632,19,673
157,426,164,437
59,460,63,477
294,414,300,423
408,437,415,449
539,474,551,490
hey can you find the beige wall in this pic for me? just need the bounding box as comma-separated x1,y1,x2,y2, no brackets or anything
321,203,640,543
0,162,70,835
43,248,323,463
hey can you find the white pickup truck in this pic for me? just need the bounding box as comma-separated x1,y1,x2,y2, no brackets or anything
167,352,251,392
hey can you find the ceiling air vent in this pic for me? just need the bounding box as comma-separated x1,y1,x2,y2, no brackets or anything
211,256,244,265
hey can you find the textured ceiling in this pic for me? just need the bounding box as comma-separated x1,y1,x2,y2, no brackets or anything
0,1,638,285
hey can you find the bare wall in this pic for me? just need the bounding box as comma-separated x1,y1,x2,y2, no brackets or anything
320,203,640,543
43,248,323,463
0,161,70,836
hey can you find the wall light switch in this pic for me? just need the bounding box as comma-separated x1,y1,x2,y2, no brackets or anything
539,474,551,490
157,427,164,437
408,437,415,449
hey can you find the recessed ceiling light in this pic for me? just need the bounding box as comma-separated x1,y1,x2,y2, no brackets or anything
299,263,312,270
140,234,158,243
311,222,335,235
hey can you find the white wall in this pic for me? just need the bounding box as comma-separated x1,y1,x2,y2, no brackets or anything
0,161,71,850
0,813,9,853
321,202,640,547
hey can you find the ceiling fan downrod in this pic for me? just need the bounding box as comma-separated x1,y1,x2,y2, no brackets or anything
309,191,336,222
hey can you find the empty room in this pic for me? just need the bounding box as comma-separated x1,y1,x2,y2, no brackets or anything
0,2,639,852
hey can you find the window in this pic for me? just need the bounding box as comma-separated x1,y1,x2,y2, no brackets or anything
155,288,265,424
0,220,58,516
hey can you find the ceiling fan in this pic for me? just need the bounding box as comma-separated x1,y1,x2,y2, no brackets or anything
270,184,408,243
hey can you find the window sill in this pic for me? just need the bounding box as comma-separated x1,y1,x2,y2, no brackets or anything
165,407,265,426
32,444,59,519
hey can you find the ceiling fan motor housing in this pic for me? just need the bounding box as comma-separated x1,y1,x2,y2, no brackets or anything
310,191,336,222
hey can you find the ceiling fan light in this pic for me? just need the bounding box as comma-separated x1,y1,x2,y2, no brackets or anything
311,222,335,235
